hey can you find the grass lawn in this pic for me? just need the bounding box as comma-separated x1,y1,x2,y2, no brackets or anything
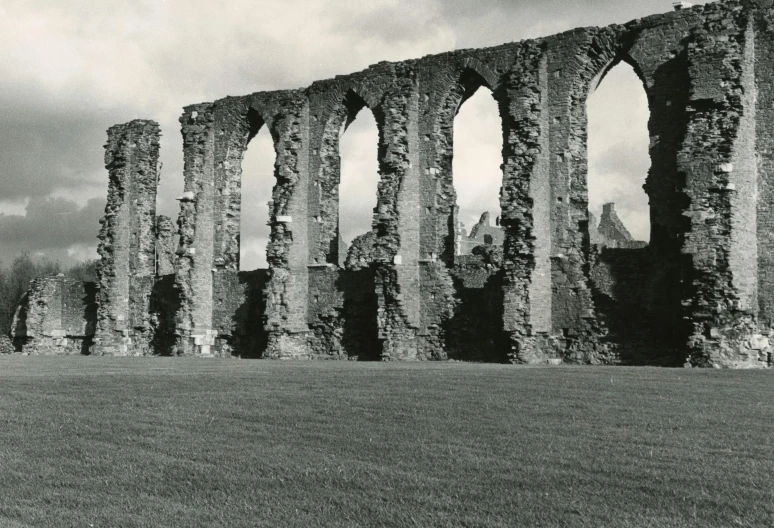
0,358,772,527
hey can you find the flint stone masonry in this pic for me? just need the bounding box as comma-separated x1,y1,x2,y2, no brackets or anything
9,0,774,368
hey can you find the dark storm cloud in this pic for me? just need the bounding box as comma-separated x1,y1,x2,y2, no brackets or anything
0,196,103,249
0,196,104,265
0,83,131,201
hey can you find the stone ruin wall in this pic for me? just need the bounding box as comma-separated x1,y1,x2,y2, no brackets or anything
11,277,96,355
90,120,162,356
10,0,774,368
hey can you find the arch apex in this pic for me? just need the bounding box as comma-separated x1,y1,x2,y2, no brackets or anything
460,57,501,91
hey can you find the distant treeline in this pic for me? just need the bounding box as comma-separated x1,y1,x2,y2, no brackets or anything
0,253,98,335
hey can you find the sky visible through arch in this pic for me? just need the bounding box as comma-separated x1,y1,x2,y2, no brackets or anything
454,87,502,233
338,109,380,248
239,127,274,270
0,0,711,266
588,62,651,242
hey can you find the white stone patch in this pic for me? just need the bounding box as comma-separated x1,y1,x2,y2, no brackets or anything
748,335,769,351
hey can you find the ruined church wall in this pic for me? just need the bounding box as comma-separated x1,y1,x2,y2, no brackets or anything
173,91,312,357
541,11,702,362
411,43,550,360
13,0,769,364
164,0,772,364
209,269,267,357
303,67,395,360
445,255,507,362
306,267,381,360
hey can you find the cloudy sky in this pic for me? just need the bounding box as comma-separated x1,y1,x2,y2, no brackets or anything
0,0,710,269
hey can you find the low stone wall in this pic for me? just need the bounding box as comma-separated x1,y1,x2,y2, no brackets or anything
11,276,96,355
446,254,508,362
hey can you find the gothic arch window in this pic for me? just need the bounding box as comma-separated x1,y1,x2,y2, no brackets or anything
239,124,275,270
452,79,503,258
587,60,650,246
337,99,380,266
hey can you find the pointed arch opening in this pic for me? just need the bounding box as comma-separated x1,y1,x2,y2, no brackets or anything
308,90,382,360
452,82,504,258
442,69,509,363
239,118,275,271
338,96,380,267
587,60,650,247
583,57,685,364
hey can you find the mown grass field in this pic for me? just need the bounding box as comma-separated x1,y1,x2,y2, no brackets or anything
0,358,772,527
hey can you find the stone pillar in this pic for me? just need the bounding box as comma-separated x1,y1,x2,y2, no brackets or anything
498,45,554,363
680,8,769,367
753,3,774,335
91,119,160,356
262,95,312,358
372,66,424,360
174,104,217,355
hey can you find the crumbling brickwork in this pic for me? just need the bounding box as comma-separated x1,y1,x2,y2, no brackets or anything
91,120,161,356
10,0,774,368
594,204,647,249
457,212,505,256
155,215,177,276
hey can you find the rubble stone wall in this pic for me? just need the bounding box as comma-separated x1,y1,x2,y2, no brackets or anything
679,4,766,367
